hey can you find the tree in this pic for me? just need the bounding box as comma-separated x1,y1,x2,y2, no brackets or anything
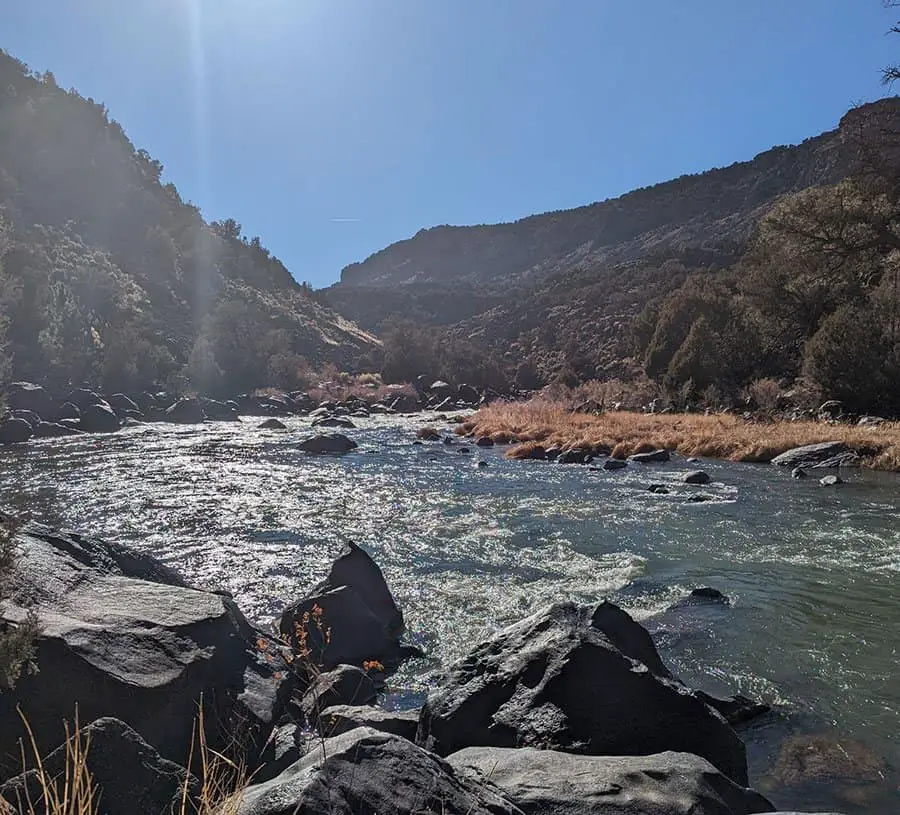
883,1,900,86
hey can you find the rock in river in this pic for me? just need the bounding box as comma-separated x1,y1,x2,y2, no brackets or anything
683,470,711,484
164,397,206,424
0,524,291,772
237,728,521,815
416,600,749,785
447,746,773,815
771,442,859,469
0,417,33,444
297,432,357,453
79,402,121,433
279,540,410,672
630,449,671,463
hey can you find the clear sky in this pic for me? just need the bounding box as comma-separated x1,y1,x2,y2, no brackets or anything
4,1,899,287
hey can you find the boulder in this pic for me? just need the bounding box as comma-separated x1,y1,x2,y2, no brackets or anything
792,467,807,479
648,484,670,494
66,388,108,411
79,403,121,433
447,747,773,815
773,734,887,787
164,397,206,424
817,400,844,419
200,398,240,421
107,393,140,415
688,493,714,503
416,601,748,784
0,417,33,444
259,418,288,430
429,380,456,401
630,449,671,463
389,393,421,413
0,524,291,773
475,436,494,447
771,442,859,469
11,409,41,428
279,541,406,671
558,448,592,464
820,474,843,487
693,692,770,727
48,401,80,423
1,718,197,815
34,421,82,438
857,415,885,427
603,458,628,470
457,383,480,404
316,705,419,741
312,415,356,429
298,664,377,724
297,433,357,454
684,470,712,485
237,728,521,815
690,587,730,603
6,381,55,417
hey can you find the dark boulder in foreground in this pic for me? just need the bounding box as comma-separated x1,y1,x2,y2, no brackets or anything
279,541,408,672
237,728,522,815
771,442,859,469
0,417,33,444
416,601,748,785
0,524,290,773
1,718,197,815
297,432,357,454
447,747,773,815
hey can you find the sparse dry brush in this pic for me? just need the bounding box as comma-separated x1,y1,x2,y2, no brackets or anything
459,400,900,470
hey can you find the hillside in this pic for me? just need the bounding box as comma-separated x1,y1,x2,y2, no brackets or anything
0,50,377,398
324,101,896,332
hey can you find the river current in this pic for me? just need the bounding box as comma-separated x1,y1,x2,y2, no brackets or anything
1,413,898,813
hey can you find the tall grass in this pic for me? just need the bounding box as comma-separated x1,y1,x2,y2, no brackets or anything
458,399,900,470
0,706,251,815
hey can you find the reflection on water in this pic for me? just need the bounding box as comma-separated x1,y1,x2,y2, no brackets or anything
1,414,898,813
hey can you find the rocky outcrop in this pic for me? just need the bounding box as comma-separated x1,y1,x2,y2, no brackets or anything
297,432,358,454
416,601,748,785
447,747,773,815
771,442,859,469
1,718,197,815
0,524,291,773
237,728,522,815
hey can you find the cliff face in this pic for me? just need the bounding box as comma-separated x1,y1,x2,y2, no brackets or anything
325,99,900,363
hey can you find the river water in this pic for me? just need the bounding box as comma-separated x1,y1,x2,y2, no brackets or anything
1,413,897,813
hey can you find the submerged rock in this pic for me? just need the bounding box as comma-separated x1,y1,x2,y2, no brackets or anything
312,415,356,429
447,747,773,815
648,484,670,494
0,524,290,772
771,442,859,469
416,601,748,785
690,587,730,603
237,728,521,815
297,432,357,454
259,418,287,430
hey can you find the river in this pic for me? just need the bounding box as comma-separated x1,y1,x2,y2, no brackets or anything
1,413,897,813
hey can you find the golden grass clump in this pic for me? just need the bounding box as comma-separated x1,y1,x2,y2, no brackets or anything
459,399,900,470
416,426,441,441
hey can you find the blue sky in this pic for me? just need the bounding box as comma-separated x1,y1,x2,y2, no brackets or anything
4,1,898,287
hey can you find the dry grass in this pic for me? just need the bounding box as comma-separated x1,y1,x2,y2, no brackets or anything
0,706,251,815
457,399,900,470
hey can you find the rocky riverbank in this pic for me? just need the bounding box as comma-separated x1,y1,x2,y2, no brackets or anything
455,400,900,472
0,518,849,814
0,379,496,448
